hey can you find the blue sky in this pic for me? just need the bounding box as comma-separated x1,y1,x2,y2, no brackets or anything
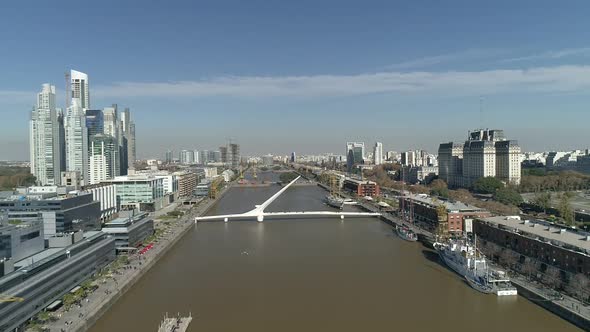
1,0,590,159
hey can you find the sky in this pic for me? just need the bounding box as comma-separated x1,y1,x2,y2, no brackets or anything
1,0,590,160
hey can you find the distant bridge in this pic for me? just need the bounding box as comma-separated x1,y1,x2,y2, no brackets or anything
195,176,381,223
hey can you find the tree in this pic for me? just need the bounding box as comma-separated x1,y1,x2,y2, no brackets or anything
36,311,51,324
63,293,76,309
429,179,449,198
499,249,519,269
543,266,562,289
473,177,504,194
494,187,523,206
521,258,538,279
568,273,590,302
558,192,575,225
532,191,552,214
279,172,298,183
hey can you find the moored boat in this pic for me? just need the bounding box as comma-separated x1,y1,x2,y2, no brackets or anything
395,225,418,242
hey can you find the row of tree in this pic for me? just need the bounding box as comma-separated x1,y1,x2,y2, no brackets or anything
520,170,590,193
0,166,36,190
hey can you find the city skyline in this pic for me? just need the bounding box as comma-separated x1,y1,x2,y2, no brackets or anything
2,1,590,159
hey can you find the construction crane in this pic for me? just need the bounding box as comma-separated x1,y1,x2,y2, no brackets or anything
0,293,24,303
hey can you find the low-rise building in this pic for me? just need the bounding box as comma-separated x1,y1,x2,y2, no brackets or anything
101,213,154,249
0,192,101,239
475,216,590,275
83,182,117,222
399,194,490,234
343,178,380,197
0,216,44,264
0,231,116,331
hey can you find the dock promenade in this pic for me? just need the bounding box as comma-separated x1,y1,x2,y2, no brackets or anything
39,184,233,332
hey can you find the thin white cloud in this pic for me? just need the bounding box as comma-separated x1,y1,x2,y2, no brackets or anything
93,65,590,99
0,90,34,103
383,49,505,70
502,47,590,63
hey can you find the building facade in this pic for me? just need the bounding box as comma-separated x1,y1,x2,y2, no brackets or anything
109,175,166,211
30,84,63,186
343,178,380,197
373,142,383,165
64,99,89,185
438,129,521,188
84,183,117,222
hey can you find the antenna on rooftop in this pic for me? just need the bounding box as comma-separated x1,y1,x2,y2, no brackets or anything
479,96,484,129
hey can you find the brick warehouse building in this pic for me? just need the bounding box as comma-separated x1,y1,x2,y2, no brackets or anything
475,216,590,275
399,194,490,234
342,178,380,197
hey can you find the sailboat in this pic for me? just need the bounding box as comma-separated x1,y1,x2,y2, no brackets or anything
325,175,356,209
395,168,418,242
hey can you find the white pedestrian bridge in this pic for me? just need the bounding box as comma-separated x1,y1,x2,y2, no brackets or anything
194,176,381,223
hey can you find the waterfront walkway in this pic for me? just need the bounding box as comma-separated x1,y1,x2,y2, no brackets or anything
39,186,231,332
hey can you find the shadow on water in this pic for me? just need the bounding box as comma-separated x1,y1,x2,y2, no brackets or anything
422,249,440,264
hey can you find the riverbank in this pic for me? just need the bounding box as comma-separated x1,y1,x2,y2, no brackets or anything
41,183,234,332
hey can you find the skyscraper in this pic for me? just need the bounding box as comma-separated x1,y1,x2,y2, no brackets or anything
64,98,89,185
89,134,119,183
121,108,136,170
346,142,365,172
165,150,174,164
70,70,90,109
373,142,383,165
30,84,63,185
290,152,296,163
219,146,228,164
229,143,240,169
85,109,104,137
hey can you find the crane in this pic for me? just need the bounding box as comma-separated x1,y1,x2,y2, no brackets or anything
0,293,24,303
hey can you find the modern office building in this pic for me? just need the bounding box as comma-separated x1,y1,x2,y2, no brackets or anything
70,69,90,109
84,109,103,137
438,129,521,188
0,217,45,262
108,175,166,211
101,213,154,249
83,183,117,222
346,142,365,172
0,192,101,239
373,142,383,165
0,231,116,332
64,98,89,185
199,150,209,165
30,84,63,186
290,152,296,163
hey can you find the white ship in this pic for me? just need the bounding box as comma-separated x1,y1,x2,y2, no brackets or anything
325,194,357,209
434,238,517,296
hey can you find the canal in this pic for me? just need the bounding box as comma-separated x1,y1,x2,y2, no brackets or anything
90,184,582,331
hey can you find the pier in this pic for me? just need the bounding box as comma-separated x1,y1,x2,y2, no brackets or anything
157,313,192,332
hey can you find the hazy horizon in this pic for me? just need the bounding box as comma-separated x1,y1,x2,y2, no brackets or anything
2,1,590,160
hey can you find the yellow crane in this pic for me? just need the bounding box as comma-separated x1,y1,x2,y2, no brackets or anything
0,294,24,303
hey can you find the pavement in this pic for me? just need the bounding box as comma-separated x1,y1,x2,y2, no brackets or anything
37,188,228,332
509,272,590,319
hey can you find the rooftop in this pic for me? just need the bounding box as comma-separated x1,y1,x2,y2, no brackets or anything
405,193,487,213
479,216,590,253
344,178,377,185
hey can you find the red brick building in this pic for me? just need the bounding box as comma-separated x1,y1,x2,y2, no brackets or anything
399,194,490,233
343,179,380,197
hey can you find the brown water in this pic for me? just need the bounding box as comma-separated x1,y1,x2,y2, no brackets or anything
90,185,582,332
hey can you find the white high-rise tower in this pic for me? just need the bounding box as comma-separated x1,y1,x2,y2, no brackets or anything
30,84,63,185
70,70,90,109
374,142,383,165
64,98,89,185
